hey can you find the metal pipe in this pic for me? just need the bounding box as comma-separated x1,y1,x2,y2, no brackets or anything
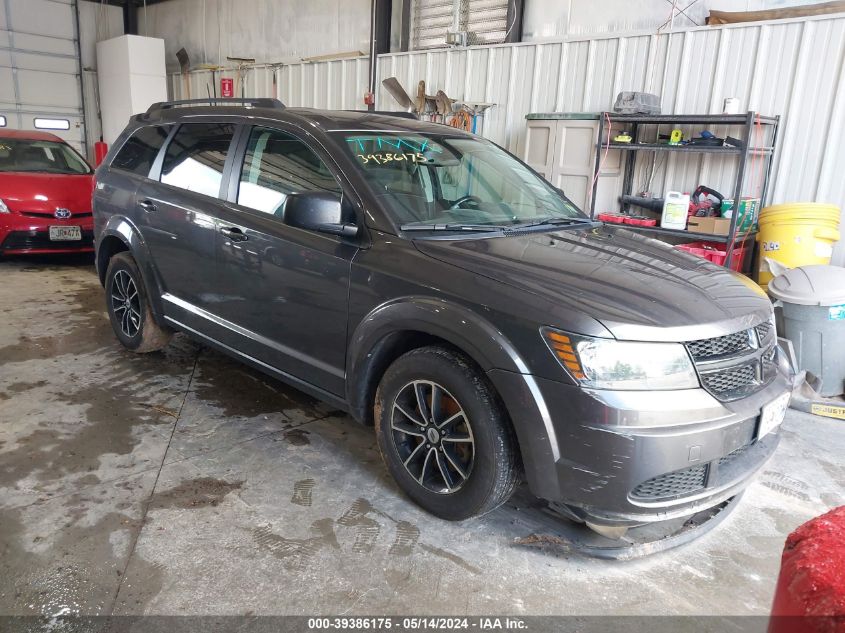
73,0,89,157
368,0,378,111
368,0,393,111
400,0,411,52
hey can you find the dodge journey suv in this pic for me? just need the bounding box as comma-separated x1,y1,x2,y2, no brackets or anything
93,98,791,538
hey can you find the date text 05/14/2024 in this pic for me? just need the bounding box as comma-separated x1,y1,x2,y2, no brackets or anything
307,617,528,630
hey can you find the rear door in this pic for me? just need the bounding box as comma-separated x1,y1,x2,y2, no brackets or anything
95,124,173,248
210,124,360,396
135,121,238,323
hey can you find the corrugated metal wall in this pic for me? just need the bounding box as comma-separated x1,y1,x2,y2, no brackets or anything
166,14,845,263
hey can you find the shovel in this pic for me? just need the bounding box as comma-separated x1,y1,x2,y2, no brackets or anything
381,77,416,113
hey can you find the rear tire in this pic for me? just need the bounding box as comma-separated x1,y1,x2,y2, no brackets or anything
375,346,520,520
105,252,171,353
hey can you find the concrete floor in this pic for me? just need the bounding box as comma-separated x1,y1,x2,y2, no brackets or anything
1,255,843,619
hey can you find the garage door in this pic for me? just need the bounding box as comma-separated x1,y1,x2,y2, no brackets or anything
0,0,86,154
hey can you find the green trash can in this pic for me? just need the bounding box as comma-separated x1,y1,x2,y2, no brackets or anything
768,265,845,397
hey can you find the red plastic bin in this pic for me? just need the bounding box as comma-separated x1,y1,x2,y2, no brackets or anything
597,212,626,224
622,215,657,227
675,241,747,271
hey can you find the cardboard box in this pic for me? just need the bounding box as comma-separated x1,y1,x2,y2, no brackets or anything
722,197,760,231
687,216,731,235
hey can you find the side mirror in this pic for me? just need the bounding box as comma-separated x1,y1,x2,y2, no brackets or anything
282,191,358,238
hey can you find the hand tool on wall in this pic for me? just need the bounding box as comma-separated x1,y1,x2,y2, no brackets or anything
382,77,417,113
227,56,256,99
176,47,191,99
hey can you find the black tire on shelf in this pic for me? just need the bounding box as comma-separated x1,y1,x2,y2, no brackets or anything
375,345,521,520
104,252,172,353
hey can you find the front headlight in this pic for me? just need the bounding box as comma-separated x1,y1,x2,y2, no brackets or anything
0,198,9,213
542,328,700,390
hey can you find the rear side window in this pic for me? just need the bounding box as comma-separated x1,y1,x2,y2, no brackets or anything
161,123,235,198
237,127,341,215
111,126,170,176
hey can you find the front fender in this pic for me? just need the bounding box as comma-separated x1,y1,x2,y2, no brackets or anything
348,296,528,379
346,297,562,500
98,216,166,323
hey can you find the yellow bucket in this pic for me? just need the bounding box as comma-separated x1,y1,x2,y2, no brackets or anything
756,202,841,289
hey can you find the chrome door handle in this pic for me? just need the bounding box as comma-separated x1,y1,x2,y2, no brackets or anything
220,226,248,242
138,199,157,213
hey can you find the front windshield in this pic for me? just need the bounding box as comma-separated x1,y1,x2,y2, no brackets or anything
340,133,583,228
0,139,91,175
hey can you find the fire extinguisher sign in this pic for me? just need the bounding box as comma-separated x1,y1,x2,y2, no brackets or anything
221,78,234,98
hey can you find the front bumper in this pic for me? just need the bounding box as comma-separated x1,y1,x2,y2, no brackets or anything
0,217,94,254
489,352,792,527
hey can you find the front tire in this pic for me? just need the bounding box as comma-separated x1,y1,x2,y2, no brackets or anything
105,252,172,353
375,346,520,520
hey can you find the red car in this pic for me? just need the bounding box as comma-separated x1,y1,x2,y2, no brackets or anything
0,129,95,255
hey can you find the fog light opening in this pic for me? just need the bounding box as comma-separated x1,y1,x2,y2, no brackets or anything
585,521,629,540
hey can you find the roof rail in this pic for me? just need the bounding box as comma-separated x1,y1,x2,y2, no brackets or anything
145,98,285,115
351,110,419,120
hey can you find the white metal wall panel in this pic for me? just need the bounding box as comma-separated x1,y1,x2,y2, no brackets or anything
139,0,371,71
168,14,845,264
0,0,87,153
521,0,829,41
169,59,371,111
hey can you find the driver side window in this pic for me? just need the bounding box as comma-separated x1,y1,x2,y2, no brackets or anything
237,127,342,216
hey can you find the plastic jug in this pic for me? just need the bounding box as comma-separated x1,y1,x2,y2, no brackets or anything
661,191,689,230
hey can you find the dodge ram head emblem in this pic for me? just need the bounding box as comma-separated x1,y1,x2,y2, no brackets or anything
54,208,71,219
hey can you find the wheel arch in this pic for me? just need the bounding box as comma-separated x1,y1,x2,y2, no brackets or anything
346,297,562,501
96,216,166,324
346,298,530,426
96,234,129,285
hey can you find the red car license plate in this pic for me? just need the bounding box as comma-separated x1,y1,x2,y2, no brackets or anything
49,225,82,241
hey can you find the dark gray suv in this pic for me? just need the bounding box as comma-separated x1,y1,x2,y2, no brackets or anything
93,98,792,538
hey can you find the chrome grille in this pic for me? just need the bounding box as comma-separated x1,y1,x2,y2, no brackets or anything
756,320,774,344
762,346,776,371
686,321,777,401
20,210,92,219
686,330,753,361
701,363,757,396
631,464,708,501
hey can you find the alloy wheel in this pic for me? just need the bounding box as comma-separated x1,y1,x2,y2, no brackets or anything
390,380,475,494
111,270,141,338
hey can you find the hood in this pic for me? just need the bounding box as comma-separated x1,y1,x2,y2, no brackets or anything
414,225,773,342
0,172,94,213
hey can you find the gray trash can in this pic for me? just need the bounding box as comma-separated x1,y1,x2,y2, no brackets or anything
768,264,845,397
